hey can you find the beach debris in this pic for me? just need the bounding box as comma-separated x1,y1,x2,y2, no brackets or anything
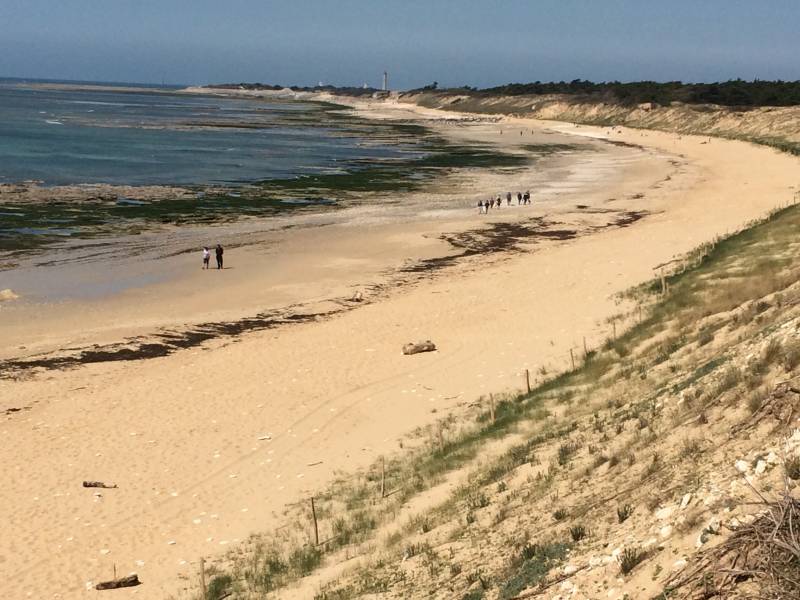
402,340,437,355
0,288,19,302
83,481,118,489
257,434,272,441
350,290,364,302
307,460,323,467
95,574,140,590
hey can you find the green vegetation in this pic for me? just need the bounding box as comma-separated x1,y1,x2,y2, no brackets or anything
499,542,570,600
435,79,800,108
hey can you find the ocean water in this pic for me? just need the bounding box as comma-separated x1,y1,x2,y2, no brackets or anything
0,82,421,187
0,81,531,256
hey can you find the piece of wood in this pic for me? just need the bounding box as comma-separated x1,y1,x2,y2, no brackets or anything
583,336,588,358
525,369,531,393
311,497,319,546
402,340,436,355
380,457,386,499
83,481,118,489
200,558,206,598
95,574,140,590
570,348,575,371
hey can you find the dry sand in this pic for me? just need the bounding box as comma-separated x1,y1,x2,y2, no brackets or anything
1,101,798,599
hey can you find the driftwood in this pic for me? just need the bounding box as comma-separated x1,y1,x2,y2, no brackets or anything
83,481,118,489
402,340,437,355
96,574,140,590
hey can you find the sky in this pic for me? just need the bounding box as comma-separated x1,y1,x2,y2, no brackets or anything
1,0,798,89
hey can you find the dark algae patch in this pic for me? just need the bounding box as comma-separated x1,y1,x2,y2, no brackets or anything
0,304,344,379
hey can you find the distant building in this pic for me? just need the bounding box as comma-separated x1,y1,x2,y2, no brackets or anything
382,71,388,91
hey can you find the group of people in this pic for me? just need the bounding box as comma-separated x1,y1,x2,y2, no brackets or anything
202,244,224,269
477,190,532,214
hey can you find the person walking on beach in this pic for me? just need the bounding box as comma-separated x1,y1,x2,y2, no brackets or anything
496,195,502,208
215,244,224,269
517,192,523,205
477,199,484,214
202,246,210,269
506,191,512,206
524,190,531,204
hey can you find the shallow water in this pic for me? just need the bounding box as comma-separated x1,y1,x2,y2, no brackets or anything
0,83,423,187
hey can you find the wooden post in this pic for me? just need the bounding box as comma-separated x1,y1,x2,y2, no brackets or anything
113,563,117,581
311,497,319,546
525,369,531,393
660,272,666,296
380,457,386,499
583,337,588,359
570,348,575,371
489,394,496,422
200,558,207,599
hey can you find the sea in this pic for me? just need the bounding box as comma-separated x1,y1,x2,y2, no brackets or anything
0,79,481,255
0,79,423,187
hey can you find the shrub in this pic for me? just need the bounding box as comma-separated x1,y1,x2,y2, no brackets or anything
569,525,587,542
783,341,800,371
553,508,569,522
557,441,578,466
618,504,634,523
288,545,322,576
785,456,800,480
698,328,714,346
619,546,648,575
207,574,233,600
747,390,766,413
680,438,703,459
762,338,783,365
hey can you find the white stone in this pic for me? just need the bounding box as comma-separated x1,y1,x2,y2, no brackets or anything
680,493,693,509
755,460,767,475
589,555,604,567
735,459,750,473
660,525,673,539
643,537,659,549
655,506,674,520
706,517,721,534
563,564,579,575
673,559,687,570
766,451,780,465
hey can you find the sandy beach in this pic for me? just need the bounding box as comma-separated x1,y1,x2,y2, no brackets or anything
1,99,799,599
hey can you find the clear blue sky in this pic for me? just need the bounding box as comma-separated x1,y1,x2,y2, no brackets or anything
1,0,798,88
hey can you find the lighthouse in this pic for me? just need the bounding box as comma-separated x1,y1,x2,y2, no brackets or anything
382,71,388,91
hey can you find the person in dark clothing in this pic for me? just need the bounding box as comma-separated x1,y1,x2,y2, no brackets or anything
517,192,522,205
215,244,224,269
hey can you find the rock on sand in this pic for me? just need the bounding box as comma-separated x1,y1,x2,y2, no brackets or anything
0,289,19,302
